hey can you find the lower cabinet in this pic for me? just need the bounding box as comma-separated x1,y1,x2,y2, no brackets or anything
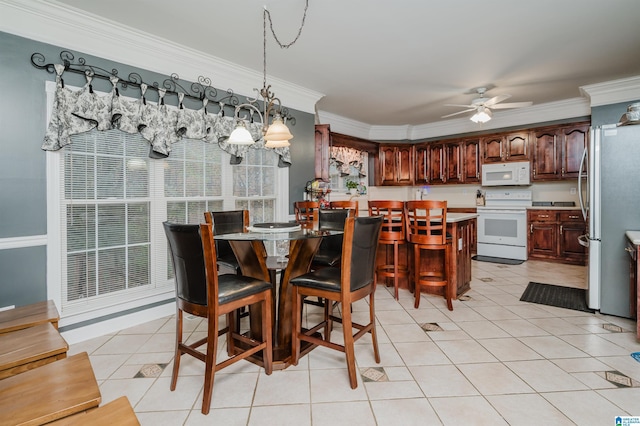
527,210,586,265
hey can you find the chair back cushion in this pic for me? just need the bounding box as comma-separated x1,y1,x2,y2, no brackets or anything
346,216,383,292
206,210,248,270
163,222,207,306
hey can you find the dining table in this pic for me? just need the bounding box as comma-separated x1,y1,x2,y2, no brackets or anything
214,222,342,370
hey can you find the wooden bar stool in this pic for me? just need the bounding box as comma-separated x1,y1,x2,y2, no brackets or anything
293,201,319,228
0,322,68,379
405,200,452,310
328,200,359,217
48,396,140,426
0,300,60,334
0,351,101,425
368,200,408,300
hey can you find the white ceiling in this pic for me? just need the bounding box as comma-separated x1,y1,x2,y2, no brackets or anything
31,0,640,126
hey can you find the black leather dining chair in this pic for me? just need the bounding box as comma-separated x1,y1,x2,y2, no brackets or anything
290,215,383,389
163,221,273,414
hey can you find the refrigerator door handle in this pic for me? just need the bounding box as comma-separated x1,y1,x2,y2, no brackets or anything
578,146,588,221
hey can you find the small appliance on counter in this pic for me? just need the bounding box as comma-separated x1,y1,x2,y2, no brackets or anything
476,190,485,206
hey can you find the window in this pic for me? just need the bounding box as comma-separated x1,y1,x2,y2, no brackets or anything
329,150,368,193
46,83,287,323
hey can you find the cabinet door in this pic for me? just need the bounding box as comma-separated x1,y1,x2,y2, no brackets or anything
529,222,558,259
505,132,529,161
463,138,480,183
379,146,397,185
559,221,587,263
561,125,588,178
396,145,413,185
428,143,445,184
445,142,462,184
532,128,560,181
481,135,504,163
314,124,331,181
414,145,429,185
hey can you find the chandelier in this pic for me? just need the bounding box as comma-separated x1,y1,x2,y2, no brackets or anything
228,1,309,148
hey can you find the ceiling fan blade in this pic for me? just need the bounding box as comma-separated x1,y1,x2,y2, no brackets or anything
483,94,511,107
491,101,533,109
441,108,476,118
444,103,475,108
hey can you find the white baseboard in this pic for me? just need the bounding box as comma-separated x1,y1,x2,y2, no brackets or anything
60,302,176,345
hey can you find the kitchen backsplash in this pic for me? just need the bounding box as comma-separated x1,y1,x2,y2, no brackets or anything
365,181,580,207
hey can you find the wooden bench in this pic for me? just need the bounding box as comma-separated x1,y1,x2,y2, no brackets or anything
0,300,60,334
0,352,101,426
48,396,140,426
0,322,68,379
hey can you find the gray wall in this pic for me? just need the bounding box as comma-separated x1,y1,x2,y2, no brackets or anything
0,30,316,308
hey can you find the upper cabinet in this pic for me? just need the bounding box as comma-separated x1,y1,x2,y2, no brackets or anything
481,131,529,163
531,122,589,181
378,144,414,186
414,143,429,185
462,138,481,183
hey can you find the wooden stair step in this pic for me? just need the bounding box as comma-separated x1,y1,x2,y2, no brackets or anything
0,322,68,379
0,352,101,426
0,300,60,334
48,396,140,426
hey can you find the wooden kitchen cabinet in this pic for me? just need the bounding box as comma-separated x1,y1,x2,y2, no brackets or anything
528,209,586,265
481,131,529,163
445,140,463,184
463,138,481,183
378,144,414,185
414,143,429,185
531,122,589,181
428,142,446,184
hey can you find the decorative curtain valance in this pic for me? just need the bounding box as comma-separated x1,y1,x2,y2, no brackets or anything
34,51,293,167
330,146,366,176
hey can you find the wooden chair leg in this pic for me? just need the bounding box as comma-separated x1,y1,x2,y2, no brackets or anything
170,309,183,391
324,297,333,341
445,245,453,311
414,245,422,309
261,296,273,375
369,292,380,363
342,303,358,389
291,288,301,366
201,316,219,415
393,241,399,300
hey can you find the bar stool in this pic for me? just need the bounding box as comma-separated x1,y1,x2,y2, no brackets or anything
405,200,452,310
328,200,359,217
368,200,408,300
293,201,319,228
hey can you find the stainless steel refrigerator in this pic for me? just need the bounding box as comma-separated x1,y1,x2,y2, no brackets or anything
579,123,640,318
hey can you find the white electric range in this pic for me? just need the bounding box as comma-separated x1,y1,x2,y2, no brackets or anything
476,189,532,261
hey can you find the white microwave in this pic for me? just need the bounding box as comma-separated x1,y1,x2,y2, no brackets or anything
481,161,531,186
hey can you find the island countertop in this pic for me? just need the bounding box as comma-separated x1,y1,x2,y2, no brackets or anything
447,212,478,223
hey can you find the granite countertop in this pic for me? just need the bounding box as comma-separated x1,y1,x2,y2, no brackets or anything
446,212,478,222
626,231,640,245
527,206,582,211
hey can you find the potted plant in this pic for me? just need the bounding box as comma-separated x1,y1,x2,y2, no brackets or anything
346,179,358,195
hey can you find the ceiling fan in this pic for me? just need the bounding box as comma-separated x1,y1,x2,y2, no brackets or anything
442,87,533,123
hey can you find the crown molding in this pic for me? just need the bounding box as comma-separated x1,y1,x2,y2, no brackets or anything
0,0,324,114
580,75,640,106
320,97,590,141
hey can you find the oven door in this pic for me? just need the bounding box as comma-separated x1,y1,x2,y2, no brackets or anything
477,208,527,247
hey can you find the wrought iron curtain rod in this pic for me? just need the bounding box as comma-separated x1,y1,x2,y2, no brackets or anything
30,50,295,123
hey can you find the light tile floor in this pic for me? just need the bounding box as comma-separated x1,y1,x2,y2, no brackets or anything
69,260,640,425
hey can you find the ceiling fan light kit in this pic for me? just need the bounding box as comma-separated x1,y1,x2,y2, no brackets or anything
442,86,533,124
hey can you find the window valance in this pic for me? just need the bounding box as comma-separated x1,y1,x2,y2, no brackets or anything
34,52,293,167
330,146,366,176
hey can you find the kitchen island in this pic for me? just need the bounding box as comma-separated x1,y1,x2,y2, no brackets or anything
376,212,477,302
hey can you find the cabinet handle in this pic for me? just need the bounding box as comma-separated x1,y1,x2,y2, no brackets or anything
625,247,634,253
539,214,549,218
568,215,579,219
560,225,563,234
530,224,533,234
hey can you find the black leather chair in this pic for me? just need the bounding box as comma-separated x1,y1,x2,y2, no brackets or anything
291,215,383,389
203,210,249,274
163,221,273,415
